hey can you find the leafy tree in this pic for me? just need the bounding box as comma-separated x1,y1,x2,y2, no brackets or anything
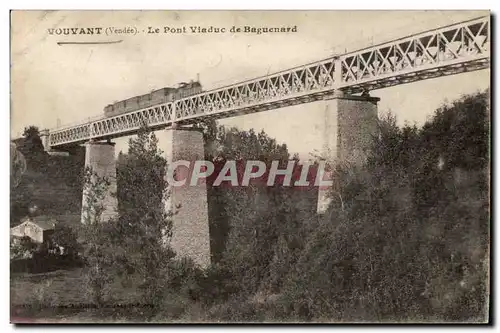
50,224,79,256
11,125,83,226
193,122,319,301
281,90,490,322
21,126,47,171
79,167,115,307
10,236,37,260
10,143,30,225
10,143,27,188
114,125,174,308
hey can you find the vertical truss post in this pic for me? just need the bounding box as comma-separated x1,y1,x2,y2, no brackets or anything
172,101,177,127
88,122,95,141
333,57,345,97
333,57,343,92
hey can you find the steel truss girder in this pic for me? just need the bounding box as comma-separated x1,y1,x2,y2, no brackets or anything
49,104,174,146
338,16,489,89
49,16,489,148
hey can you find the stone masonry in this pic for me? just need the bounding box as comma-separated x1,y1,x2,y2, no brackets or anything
316,94,379,213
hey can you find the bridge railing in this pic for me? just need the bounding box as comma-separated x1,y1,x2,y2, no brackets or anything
49,16,489,148
174,56,338,121
338,16,489,91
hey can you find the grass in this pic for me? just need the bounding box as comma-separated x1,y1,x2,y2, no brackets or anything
10,267,287,323
11,268,87,307
10,268,146,323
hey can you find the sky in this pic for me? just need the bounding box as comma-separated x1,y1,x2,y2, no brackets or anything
10,10,490,159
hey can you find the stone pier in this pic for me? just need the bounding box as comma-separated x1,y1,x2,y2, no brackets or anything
158,128,211,268
316,93,379,213
81,141,118,224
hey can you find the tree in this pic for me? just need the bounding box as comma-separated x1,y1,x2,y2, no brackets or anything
10,143,30,225
10,143,27,188
50,224,79,256
114,125,175,308
281,90,490,322
10,236,37,260
21,126,46,171
196,123,318,300
79,167,116,307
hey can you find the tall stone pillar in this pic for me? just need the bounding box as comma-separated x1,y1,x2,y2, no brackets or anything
160,128,211,268
81,141,118,224
39,129,51,152
316,93,379,213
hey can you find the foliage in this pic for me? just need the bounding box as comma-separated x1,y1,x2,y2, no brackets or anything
21,126,47,171
114,126,175,308
50,224,80,256
10,236,37,260
192,122,319,301
79,167,115,307
10,143,27,188
11,91,489,323
177,91,489,322
78,125,175,310
10,127,84,226
279,90,490,322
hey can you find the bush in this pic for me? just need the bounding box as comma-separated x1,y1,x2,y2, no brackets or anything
278,91,490,322
10,236,37,260
50,224,79,256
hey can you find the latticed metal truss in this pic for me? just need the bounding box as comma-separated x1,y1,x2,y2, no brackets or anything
49,16,489,148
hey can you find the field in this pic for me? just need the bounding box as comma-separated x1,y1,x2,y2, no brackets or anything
10,268,146,323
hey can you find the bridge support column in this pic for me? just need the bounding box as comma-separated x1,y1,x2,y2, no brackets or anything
81,141,118,224
161,128,211,268
39,129,51,152
317,92,379,214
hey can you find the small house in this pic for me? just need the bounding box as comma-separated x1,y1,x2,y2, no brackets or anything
10,216,57,244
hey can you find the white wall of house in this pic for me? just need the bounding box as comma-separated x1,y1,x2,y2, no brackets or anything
10,221,46,243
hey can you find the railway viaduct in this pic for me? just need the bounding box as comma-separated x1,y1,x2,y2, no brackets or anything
40,16,490,268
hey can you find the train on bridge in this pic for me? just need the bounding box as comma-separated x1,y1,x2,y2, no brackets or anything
103,80,203,117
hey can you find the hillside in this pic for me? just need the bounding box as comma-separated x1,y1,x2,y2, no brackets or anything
10,133,85,227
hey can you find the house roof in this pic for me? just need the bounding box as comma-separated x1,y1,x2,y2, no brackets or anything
51,214,80,227
19,216,57,230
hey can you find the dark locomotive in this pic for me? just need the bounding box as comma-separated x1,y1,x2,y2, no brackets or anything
103,80,202,117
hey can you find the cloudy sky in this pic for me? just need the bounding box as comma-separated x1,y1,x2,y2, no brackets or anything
11,10,490,158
